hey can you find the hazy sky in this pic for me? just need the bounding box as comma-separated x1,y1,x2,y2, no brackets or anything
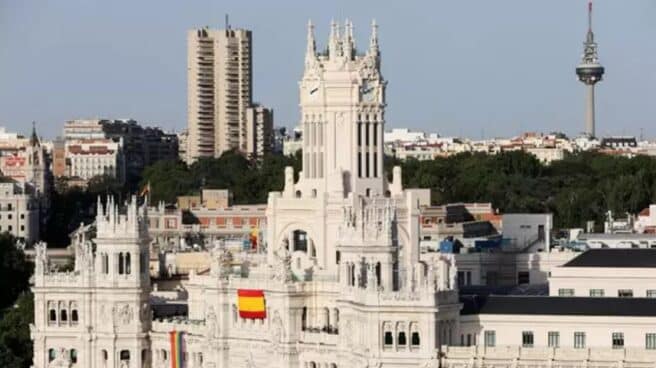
1,0,655,139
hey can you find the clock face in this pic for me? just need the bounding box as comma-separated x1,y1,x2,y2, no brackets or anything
307,81,320,100
361,81,376,103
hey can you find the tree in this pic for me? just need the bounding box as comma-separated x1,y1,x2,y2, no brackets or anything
0,293,33,368
0,234,32,310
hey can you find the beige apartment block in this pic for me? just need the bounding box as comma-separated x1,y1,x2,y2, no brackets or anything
187,26,274,162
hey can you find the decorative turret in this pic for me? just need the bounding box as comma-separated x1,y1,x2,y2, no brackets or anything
305,19,316,65
328,19,340,58
96,195,148,238
369,19,379,56
343,19,355,59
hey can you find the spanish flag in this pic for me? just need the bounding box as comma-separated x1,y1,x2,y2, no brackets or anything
238,289,266,319
169,330,183,368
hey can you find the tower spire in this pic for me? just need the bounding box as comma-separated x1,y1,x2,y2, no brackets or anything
369,19,379,54
305,19,316,60
328,19,338,57
344,19,355,59
30,121,40,146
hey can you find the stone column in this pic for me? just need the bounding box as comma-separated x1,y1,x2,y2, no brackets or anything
359,123,367,178
377,122,383,178
368,122,375,179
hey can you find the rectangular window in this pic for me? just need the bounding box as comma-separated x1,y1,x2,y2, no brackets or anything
612,332,624,349
517,271,530,284
646,333,656,350
589,289,604,297
548,331,560,348
618,289,633,298
485,331,497,347
558,288,575,297
522,331,534,348
574,332,586,349
484,331,496,347
647,290,656,298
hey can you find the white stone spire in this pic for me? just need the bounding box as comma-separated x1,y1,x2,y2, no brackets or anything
369,19,379,54
344,19,355,59
328,19,340,58
305,19,316,62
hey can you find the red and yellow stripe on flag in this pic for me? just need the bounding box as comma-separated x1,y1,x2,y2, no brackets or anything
169,330,183,368
238,289,266,319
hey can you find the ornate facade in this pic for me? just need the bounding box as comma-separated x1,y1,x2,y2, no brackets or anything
31,20,656,368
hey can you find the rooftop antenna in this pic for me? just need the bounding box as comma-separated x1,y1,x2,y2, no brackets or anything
225,14,230,30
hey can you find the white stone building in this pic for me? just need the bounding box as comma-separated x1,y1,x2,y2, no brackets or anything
30,20,656,368
65,139,126,183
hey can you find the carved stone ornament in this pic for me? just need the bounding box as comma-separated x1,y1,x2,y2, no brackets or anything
358,55,378,80
206,306,218,338
47,348,71,368
270,311,284,348
271,238,293,284
114,303,133,325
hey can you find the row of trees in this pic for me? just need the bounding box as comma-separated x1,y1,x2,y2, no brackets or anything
44,149,656,243
142,150,656,231
0,234,34,367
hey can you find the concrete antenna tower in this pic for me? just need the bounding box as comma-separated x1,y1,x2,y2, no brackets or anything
576,0,605,138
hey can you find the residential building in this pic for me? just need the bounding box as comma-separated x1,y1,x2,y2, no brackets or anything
61,119,178,183
549,248,656,297
65,139,126,183
245,104,273,157
0,181,40,243
187,26,273,162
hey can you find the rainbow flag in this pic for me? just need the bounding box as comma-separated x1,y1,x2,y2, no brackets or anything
238,289,266,319
169,330,183,368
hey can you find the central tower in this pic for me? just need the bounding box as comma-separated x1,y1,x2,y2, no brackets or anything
298,20,387,197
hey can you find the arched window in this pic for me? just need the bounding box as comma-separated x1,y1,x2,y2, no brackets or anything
101,350,108,361
48,348,56,362
161,349,168,361
323,307,330,332
142,349,149,364
375,262,381,287
118,253,125,274
384,331,393,346
125,252,131,274
295,190,302,198
301,307,307,331
292,230,308,253
49,309,57,322
411,332,420,346
60,309,68,322
398,331,407,345
333,308,340,334
71,310,79,323
70,349,78,363
120,350,130,361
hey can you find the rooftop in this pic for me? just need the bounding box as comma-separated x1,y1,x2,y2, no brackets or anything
461,295,656,317
563,248,656,268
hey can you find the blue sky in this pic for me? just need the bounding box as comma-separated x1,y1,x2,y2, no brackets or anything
1,0,655,139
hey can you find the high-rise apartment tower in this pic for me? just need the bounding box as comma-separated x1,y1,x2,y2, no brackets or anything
187,25,271,162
